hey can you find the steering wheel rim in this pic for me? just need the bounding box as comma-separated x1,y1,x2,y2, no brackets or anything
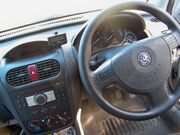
78,2,180,120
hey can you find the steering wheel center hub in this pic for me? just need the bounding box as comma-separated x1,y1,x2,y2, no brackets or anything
112,38,171,92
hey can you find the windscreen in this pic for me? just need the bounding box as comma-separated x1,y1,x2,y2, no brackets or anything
0,0,166,32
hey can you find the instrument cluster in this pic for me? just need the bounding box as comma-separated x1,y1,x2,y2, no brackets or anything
92,23,138,53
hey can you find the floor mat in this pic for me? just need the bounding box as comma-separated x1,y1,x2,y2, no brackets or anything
100,117,169,135
81,89,171,135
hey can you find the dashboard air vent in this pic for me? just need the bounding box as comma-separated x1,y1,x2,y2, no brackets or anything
150,17,159,23
36,60,60,80
7,66,31,86
6,59,60,86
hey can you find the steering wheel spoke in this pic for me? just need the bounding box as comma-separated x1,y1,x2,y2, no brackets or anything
143,83,172,109
92,59,118,90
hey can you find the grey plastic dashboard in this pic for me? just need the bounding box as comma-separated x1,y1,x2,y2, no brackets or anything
0,10,168,62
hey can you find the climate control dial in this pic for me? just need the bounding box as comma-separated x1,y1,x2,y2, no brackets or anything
34,93,47,105
28,120,41,132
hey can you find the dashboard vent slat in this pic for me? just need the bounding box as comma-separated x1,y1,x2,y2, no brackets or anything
150,17,159,23
6,59,60,86
7,66,31,86
36,60,60,80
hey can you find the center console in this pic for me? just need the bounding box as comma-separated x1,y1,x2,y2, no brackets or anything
0,41,81,134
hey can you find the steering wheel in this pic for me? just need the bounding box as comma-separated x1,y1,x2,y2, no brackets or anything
78,2,180,120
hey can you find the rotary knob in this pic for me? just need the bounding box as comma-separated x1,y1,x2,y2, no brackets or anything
34,93,47,105
28,120,41,132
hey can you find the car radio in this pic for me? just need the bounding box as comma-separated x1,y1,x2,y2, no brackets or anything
26,90,56,107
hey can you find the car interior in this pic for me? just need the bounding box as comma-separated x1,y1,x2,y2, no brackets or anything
0,0,180,135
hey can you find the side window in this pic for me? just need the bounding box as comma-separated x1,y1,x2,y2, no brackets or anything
172,0,180,24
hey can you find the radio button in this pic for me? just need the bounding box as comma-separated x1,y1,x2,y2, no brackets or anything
44,91,56,102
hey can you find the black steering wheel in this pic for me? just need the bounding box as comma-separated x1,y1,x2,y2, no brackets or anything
78,2,180,120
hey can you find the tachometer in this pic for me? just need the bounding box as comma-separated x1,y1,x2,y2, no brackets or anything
103,24,125,45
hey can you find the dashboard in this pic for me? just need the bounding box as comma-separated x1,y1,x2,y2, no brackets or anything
0,10,168,135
